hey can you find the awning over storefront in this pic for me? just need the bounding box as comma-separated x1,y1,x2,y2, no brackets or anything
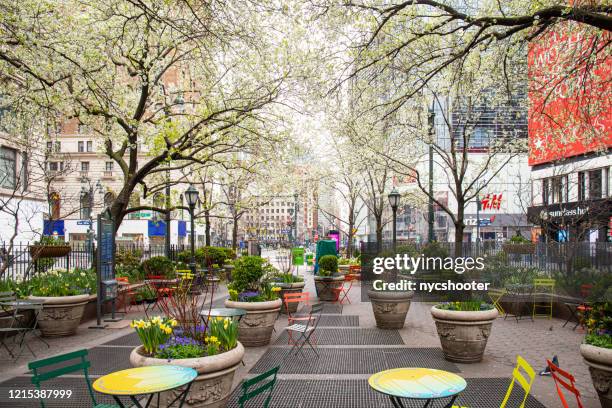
527,199,612,225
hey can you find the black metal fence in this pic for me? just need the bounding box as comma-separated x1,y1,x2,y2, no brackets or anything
0,242,225,282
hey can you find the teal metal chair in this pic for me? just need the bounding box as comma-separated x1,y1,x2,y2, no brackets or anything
29,349,120,408
238,365,280,408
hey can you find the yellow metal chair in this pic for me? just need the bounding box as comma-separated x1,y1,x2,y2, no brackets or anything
452,355,535,408
532,278,555,319
488,288,506,317
176,269,194,291
501,355,536,408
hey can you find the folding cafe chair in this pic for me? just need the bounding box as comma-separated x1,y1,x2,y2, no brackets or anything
237,365,280,408
285,303,323,358
548,359,584,408
282,292,311,345
0,292,47,360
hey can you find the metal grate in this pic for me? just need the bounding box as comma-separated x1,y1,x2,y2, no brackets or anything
273,328,403,345
86,347,133,375
321,303,343,314
313,315,358,327
0,376,132,408
101,331,141,346
249,348,459,374
226,378,547,408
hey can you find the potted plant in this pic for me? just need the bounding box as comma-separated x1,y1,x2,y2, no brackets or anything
129,315,244,408
273,273,305,314
29,236,71,259
580,302,612,408
431,301,498,363
25,268,95,337
224,256,282,347
502,235,535,254
314,255,345,301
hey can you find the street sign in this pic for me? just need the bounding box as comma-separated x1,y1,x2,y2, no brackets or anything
77,220,92,225
292,247,304,266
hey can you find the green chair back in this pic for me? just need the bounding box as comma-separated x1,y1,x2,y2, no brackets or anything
238,365,280,408
29,349,98,408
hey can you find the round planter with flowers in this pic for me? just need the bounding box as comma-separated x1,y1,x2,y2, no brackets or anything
224,256,282,347
272,273,305,314
26,268,96,337
129,316,244,408
431,302,498,363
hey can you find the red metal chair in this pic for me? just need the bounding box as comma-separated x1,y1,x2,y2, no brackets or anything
547,359,584,408
116,277,139,313
283,292,312,345
335,274,356,304
576,284,593,330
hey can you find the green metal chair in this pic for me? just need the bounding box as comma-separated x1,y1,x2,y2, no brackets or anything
29,349,120,408
238,365,280,408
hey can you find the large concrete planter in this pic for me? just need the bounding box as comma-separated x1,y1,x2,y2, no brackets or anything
277,282,305,314
224,299,281,347
581,343,612,408
29,294,89,337
338,265,351,274
130,342,245,408
367,289,413,329
314,275,344,301
431,306,498,363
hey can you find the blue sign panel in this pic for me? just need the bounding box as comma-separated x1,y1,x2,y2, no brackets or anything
148,220,166,237
43,220,64,236
178,221,187,237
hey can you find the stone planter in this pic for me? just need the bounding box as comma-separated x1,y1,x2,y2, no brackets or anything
367,289,413,329
277,282,305,314
580,343,612,408
130,342,245,408
29,294,90,337
338,265,351,274
224,299,281,347
314,275,345,301
223,265,234,282
431,306,498,363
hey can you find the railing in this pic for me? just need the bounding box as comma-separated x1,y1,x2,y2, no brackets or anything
0,242,227,282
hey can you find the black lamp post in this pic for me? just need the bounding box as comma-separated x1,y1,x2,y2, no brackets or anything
388,188,400,249
185,184,199,274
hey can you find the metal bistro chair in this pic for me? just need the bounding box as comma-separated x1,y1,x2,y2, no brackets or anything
548,358,584,408
29,349,120,408
283,292,311,345
500,355,536,408
284,303,323,358
0,293,47,360
533,278,555,319
237,365,280,408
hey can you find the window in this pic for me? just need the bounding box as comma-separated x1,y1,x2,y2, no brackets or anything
105,162,113,171
46,141,53,152
49,192,61,219
0,146,16,189
543,176,567,204
606,167,611,197
78,141,84,152
578,172,586,201
48,162,59,172
80,192,91,219
55,141,60,152
86,141,92,152
78,124,89,134
81,162,89,172
589,169,602,199
128,193,141,220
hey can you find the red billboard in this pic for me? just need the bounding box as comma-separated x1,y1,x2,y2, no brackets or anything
528,22,611,166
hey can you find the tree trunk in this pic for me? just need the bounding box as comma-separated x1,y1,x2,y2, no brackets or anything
231,217,239,251
204,210,211,246
375,215,383,253
347,211,355,258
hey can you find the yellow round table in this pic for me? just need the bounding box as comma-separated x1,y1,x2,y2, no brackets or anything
368,367,467,408
93,365,197,407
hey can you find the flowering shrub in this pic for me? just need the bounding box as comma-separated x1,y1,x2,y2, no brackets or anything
24,268,96,297
131,316,178,355
156,336,207,359
437,301,493,311
155,318,238,359
586,302,612,349
229,289,239,301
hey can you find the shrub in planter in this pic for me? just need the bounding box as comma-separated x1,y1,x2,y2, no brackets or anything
314,255,344,301
431,301,498,363
580,302,612,408
24,268,95,337
225,257,281,347
130,315,244,408
318,255,338,275
142,256,175,279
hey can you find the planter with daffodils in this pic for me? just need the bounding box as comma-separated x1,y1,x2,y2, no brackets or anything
580,302,612,408
224,256,282,347
431,301,498,363
129,316,244,408
25,268,96,337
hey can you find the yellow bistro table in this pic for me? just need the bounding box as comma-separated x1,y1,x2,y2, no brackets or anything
93,365,197,408
368,367,467,408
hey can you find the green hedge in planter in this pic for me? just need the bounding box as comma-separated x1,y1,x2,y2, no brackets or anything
141,256,175,278
318,255,338,275
177,246,235,267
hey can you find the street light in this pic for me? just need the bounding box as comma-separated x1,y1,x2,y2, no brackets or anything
185,184,199,274
388,187,400,249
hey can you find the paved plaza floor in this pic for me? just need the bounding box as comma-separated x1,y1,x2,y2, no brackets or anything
0,260,599,407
